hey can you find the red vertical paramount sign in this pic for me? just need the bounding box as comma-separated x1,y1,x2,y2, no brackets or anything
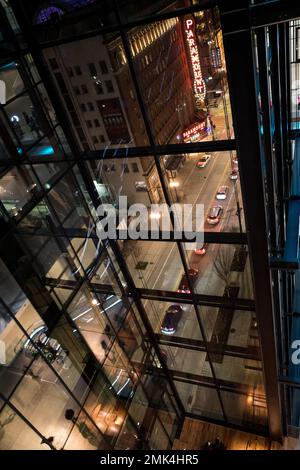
185,17,206,105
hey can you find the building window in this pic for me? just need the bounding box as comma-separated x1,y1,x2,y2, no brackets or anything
122,163,129,173
99,134,105,143
80,103,87,112
88,62,97,76
74,65,82,76
94,119,100,127
105,80,114,93
92,136,98,144
67,66,73,77
49,58,58,70
296,27,300,62
87,102,95,111
81,84,88,94
131,162,139,173
73,86,80,96
86,120,92,128
94,82,103,94
99,60,108,74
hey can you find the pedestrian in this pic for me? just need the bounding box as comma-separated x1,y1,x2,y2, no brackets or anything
23,111,30,126
28,115,42,138
11,117,23,139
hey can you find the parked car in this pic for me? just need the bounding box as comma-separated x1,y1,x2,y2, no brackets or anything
196,154,211,168
206,205,223,225
230,169,238,180
194,242,208,255
161,304,184,335
177,268,199,294
216,185,229,200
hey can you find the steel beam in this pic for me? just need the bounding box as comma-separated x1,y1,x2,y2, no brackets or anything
219,0,283,441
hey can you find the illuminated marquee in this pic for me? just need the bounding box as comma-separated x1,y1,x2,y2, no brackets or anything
185,17,206,105
183,121,206,142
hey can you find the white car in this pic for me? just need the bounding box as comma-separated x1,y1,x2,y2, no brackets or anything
197,154,211,168
216,185,229,200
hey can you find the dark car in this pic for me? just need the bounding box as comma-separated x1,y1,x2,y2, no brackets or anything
177,268,199,294
161,304,184,335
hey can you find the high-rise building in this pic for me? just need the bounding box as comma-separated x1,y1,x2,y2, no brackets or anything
0,0,300,451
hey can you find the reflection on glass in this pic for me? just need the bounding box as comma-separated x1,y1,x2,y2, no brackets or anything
37,83,57,125
0,166,40,217
31,162,69,189
121,240,184,290
162,346,213,377
9,351,81,450
182,243,253,299
148,418,170,450
0,406,48,450
43,30,148,150
198,306,259,357
63,408,106,450
175,381,223,419
18,198,57,232
126,11,233,145
213,356,264,389
0,61,25,101
90,156,160,207
221,389,268,429
4,94,44,147
47,173,90,230
159,151,244,232
24,54,41,83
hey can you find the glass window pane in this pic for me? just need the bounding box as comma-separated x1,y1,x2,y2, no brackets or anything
63,409,107,450
47,174,90,230
24,54,41,83
0,405,48,450
0,61,25,101
121,240,184,290
9,351,82,450
161,345,213,377
43,31,148,150
221,389,268,429
213,355,265,389
37,83,57,125
148,418,171,450
183,243,253,299
18,198,59,232
116,415,140,450
4,94,45,147
143,298,203,340
159,150,243,232
126,12,233,145
0,166,41,217
175,381,223,420
31,162,69,190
